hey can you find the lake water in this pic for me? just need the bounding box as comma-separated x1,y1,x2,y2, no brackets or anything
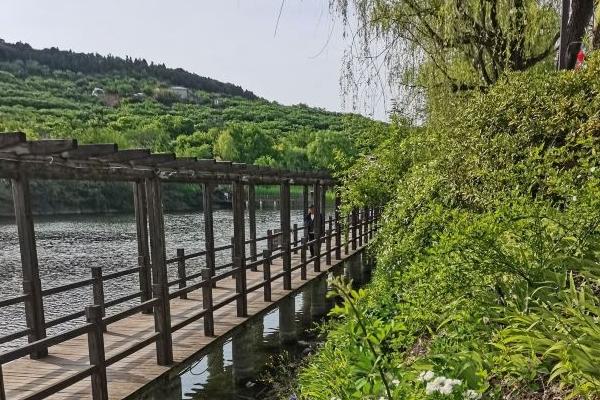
0,208,331,351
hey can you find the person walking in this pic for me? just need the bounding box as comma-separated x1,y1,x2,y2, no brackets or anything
304,204,316,256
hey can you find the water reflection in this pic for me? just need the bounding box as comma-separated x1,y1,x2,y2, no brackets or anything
139,286,329,400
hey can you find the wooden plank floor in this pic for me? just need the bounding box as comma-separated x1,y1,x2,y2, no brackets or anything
3,248,361,400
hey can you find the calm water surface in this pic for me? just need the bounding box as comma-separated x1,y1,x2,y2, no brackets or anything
0,208,319,351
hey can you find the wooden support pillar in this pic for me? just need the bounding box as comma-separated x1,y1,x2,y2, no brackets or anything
133,181,152,314
248,183,258,270
232,326,254,384
203,182,216,283
313,182,322,272
310,277,328,318
207,345,224,378
334,192,342,260
232,180,247,317
279,296,296,344
145,177,173,366
280,180,292,290
11,174,47,358
301,289,312,327
86,305,108,400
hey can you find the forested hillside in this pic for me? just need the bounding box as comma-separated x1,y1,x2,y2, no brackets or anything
0,40,385,215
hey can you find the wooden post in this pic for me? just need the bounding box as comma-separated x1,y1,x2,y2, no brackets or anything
280,180,292,290
262,250,271,302
368,207,373,240
248,183,258,270
201,269,214,336
91,267,106,332
203,183,216,285
177,249,188,300
300,237,307,280
11,174,47,358
133,181,152,314
351,209,358,251
232,180,247,317
335,192,342,260
145,177,173,366
345,214,350,255
0,365,5,400
363,206,369,244
292,223,298,254
326,228,332,266
358,209,363,247
86,305,108,400
320,185,327,236
303,185,309,239
267,229,273,253
313,182,322,272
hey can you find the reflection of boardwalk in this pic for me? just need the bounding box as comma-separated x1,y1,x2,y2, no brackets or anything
3,249,359,399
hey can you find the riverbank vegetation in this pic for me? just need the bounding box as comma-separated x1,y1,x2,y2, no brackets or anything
294,1,600,398
296,53,600,400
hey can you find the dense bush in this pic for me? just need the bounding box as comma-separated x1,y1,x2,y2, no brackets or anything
297,54,600,399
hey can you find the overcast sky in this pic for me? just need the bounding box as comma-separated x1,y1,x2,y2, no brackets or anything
0,0,387,120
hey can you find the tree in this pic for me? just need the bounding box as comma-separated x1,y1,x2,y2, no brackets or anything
213,130,238,161
559,0,595,69
331,0,560,115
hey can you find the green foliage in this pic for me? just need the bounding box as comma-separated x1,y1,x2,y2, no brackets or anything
297,54,600,399
0,52,385,212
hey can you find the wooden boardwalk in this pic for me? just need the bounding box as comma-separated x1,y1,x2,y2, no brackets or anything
3,249,359,400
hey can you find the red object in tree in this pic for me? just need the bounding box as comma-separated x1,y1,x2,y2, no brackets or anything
576,49,585,69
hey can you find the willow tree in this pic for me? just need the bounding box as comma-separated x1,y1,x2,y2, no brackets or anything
331,0,560,116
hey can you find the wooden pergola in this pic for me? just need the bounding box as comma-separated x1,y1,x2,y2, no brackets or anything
0,131,377,400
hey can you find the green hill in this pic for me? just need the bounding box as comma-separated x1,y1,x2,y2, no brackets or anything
0,39,386,215
0,39,385,171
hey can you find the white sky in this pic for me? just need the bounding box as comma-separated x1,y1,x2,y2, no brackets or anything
0,0,388,120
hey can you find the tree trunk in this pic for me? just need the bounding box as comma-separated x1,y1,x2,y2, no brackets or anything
593,22,600,49
560,0,594,69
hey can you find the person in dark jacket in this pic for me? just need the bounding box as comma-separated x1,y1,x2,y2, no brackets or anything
304,204,320,256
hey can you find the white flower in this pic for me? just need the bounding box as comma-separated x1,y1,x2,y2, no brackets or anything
418,370,435,382
392,379,400,386
438,378,460,394
464,389,482,400
425,377,446,394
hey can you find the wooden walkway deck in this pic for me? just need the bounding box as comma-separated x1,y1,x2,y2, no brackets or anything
3,249,359,400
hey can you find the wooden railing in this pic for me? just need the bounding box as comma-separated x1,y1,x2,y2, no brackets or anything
0,206,381,400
